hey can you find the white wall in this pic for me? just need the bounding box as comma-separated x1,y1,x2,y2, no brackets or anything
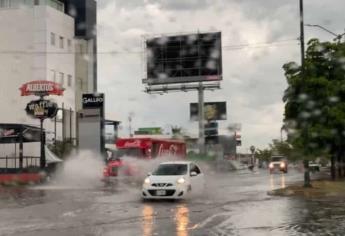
75,38,96,112
0,4,76,144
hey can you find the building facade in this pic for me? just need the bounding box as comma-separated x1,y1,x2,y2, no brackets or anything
65,0,97,111
0,0,97,154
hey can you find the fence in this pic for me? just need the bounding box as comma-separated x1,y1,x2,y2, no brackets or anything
0,156,40,173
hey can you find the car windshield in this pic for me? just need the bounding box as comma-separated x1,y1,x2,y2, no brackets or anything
271,157,283,162
116,148,144,158
152,164,188,176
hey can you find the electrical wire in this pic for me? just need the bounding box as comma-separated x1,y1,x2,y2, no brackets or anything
0,38,299,55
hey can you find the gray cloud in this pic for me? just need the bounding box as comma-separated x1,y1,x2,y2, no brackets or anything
149,0,211,11
97,0,345,149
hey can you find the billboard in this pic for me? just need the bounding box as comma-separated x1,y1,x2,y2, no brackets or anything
145,32,222,85
190,102,227,121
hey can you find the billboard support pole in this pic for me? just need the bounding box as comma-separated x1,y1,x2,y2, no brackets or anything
198,83,205,155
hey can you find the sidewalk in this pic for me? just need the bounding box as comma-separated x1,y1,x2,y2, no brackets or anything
268,171,345,198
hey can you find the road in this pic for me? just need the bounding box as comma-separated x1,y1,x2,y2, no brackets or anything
0,168,344,236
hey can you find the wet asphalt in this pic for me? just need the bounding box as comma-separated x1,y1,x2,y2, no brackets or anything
0,168,344,236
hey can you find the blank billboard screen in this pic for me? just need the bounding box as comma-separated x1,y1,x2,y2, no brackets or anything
145,32,222,85
190,102,227,121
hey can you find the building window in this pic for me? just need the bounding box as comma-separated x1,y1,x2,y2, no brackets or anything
67,39,72,51
50,32,56,46
50,70,56,82
79,44,84,54
59,72,64,86
59,36,64,49
77,77,83,90
47,0,64,12
67,74,72,87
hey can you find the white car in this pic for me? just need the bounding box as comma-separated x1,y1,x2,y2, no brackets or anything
142,161,204,200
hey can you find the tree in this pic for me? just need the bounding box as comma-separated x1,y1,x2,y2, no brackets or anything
283,38,345,181
255,139,298,164
48,140,74,159
255,148,272,163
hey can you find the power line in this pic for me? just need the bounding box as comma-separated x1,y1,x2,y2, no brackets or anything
0,38,299,55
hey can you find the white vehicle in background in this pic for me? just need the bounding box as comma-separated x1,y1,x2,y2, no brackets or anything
269,156,288,174
309,161,321,173
142,161,204,200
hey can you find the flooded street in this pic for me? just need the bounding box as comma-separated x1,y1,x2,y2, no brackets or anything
0,170,343,236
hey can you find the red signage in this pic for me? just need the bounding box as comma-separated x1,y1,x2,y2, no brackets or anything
20,80,64,96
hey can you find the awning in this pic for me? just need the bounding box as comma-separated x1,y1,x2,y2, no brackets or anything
45,146,63,164
0,123,42,144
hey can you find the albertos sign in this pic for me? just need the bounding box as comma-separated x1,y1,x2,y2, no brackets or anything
25,99,58,119
82,93,104,109
20,80,64,96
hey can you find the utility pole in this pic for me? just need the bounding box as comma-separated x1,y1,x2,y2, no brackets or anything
128,115,133,138
198,83,205,155
299,0,305,72
299,0,311,187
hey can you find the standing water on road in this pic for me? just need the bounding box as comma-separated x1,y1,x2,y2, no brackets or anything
34,151,105,190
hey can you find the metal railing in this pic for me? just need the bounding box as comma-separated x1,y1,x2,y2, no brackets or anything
0,156,40,173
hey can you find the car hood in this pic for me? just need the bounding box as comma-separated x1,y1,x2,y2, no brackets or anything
270,161,284,164
148,175,186,183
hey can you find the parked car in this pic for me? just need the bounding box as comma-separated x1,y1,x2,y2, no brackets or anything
309,161,321,172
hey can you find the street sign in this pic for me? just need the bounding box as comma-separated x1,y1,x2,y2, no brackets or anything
138,127,162,135
82,93,104,109
204,121,219,144
204,122,218,136
20,80,64,96
25,99,58,119
205,136,219,145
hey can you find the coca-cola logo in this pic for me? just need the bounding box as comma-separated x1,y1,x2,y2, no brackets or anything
123,140,141,148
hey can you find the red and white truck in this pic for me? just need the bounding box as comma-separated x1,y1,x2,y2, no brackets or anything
103,137,186,178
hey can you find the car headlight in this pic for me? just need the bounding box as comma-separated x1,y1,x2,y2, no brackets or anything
144,177,150,185
177,177,185,185
280,163,285,168
269,163,274,169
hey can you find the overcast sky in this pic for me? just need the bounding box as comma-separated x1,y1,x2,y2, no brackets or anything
96,0,345,152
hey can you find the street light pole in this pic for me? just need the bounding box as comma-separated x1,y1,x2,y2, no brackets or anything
299,0,305,72
305,24,345,43
299,0,312,188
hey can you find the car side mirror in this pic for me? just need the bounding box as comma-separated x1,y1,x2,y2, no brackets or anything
190,171,197,177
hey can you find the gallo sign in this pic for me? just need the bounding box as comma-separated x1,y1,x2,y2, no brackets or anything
25,99,58,119
82,93,104,109
20,80,64,96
